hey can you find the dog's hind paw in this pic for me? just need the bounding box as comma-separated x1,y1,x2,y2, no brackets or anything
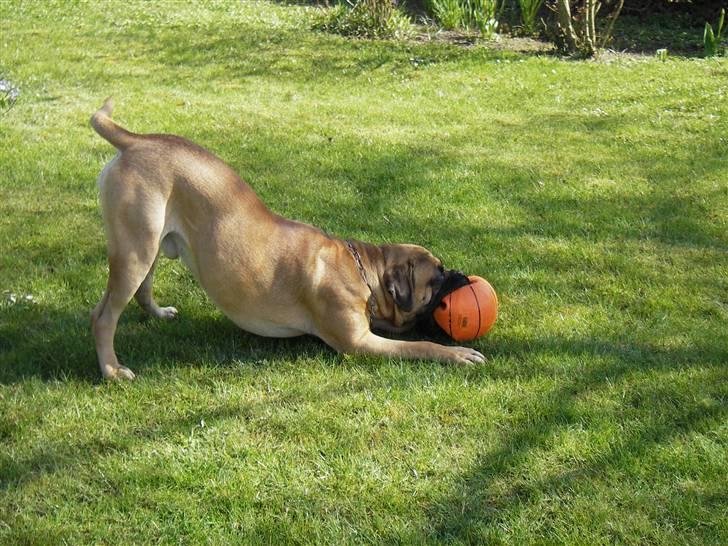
101,364,136,381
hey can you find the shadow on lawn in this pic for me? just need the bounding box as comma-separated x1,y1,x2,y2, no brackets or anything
0,299,335,385
0,396,244,488
3,105,726,383
0,369,332,505
89,16,535,91
421,344,727,542
3,99,726,538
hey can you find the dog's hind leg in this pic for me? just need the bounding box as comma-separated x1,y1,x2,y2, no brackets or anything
134,256,178,320
91,211,165,381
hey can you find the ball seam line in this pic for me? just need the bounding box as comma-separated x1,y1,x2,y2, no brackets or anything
448,294,452,338
468,283,481,339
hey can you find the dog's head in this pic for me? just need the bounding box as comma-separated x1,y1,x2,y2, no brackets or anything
380,244,452,330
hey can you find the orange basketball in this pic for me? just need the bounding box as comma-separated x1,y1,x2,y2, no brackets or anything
433,275,498,341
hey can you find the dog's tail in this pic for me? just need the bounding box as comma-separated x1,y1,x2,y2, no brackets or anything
90,98,138,150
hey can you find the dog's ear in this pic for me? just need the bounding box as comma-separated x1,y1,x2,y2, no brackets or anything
384,262,414,312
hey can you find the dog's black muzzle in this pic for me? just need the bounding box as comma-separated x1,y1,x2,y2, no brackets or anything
414,269,471,338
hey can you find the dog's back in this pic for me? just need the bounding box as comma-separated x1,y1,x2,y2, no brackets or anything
91,98,266,215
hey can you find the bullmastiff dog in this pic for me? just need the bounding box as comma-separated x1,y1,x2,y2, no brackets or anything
90,99,485,380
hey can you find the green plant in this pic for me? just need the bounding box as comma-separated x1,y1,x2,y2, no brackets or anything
315,0,412,39
518,0,543,34
704,8,725,57
427,0,499,37
428,0,463,30
463,0,499,38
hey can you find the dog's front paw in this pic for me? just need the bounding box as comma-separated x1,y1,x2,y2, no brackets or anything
446,346,486,365
155,306,178,320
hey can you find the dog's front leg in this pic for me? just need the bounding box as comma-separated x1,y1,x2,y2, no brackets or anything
349,332,485,365
321,319,485,364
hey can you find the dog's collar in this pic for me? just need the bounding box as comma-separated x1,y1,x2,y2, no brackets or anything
345,240,369,285
345,240,378,320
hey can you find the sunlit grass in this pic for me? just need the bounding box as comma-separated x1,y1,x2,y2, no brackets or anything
1,1,727,543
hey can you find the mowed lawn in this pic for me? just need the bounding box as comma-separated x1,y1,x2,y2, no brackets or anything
1,1,727,543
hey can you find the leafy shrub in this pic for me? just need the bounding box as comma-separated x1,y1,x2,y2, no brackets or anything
547,0,624,57
315,0,412,39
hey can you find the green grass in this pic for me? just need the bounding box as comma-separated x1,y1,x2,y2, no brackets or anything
1,1,727,543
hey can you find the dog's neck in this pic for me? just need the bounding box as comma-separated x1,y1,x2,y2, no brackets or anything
343,240,395,324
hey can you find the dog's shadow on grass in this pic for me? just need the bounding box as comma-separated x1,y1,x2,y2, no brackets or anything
0,300,337,385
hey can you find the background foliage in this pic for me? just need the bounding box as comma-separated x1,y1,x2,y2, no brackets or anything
316,0,727,57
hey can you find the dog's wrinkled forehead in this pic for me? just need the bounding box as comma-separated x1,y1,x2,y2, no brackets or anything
394,244,441,267
413,253,444,284
395,246,444,283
